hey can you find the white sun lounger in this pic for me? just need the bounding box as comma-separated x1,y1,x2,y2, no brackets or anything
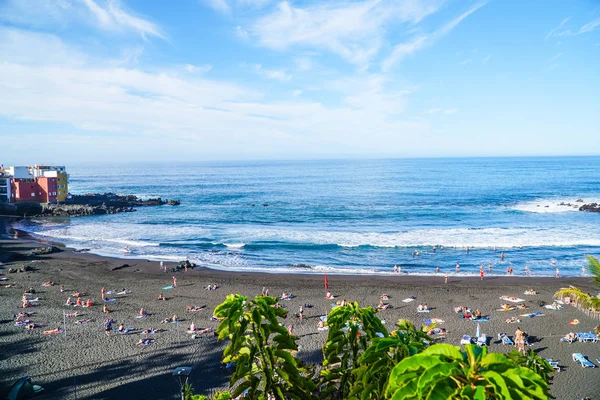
477,334,487,346
460,335,472,345
498,333,514,345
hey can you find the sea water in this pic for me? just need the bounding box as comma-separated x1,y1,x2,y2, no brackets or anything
14,157,600,276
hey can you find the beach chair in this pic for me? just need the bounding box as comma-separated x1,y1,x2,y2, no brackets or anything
460,335,472,345
545,359,560,372
580,332,599,343
477,334,487,346
498,333,514,345
572,353,596,368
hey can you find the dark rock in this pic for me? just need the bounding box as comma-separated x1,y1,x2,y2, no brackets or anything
28,246,62,256
576,199,584,202
168,199,181,206
580,203,600,212
111,263,132,271
22,265,32,271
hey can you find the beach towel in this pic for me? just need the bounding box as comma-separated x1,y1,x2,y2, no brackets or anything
500,296,525,303
521,312,543,318
104,298,117,303
136,314,149,319
497,307,515,312
317,327,329,331
0,277,7,281
114,327,133,334
117,290,130,295
319,316,328,322
402,297,416,303
138,339,154,347
568,319,580,325
471,317,489,322
417,309,430,313
460,335,472,345
424,318,444,324
544,304,561,310
162,286,174,290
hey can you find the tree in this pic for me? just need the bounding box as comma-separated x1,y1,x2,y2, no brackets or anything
506,349,555,384
385,344,550,399
348,319,432,400
319,302,388,399
213,294,315,400
555,255,600,314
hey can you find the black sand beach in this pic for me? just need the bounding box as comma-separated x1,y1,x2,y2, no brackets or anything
1,219,600,399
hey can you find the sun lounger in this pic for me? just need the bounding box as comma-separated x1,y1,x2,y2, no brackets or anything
545,359,560,372
577,332,598,343
498,333,514,345
402,297,416,303
460,335,472,345
572,353,596,368
477,334,487,346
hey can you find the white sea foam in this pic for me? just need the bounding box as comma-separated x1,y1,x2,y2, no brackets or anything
511,198,600,213
225,226,600,249
224,243,245,249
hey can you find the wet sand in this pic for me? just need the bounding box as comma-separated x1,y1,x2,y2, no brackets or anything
1,221,600,399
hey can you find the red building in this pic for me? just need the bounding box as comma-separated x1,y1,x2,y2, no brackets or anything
11,177,58,203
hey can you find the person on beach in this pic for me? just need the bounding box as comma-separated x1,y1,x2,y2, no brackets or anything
298,305,303,321
455,263,460,273
466,246,469,254
500,252,505,261
59,285,65,293
173,276,177,288
76,297,83,307
435,267,440,273
325,291,333,299
445,273,448,284
190,322,196,332
65,297,73,306
480,269,484,281
412,251,415,258
103,319,112,337
488,263,492,272
287,325,294,334
432,245,436,253
140,308,147,317
86,299,93,307
582,266,586,276
393,265,398,273
524,265,531,276
103,304,110,314
555,267,560,278
157,294,165,301
101,287,105,300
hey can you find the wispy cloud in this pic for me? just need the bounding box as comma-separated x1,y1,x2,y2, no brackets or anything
249,0,444,68
235,26,249,40
84,0,165,39
204,0,231,14
482,55,492,63
425,108,457,115
252,64,292,81
459,58,472,65
185,64,213,73
545,16,600,39
382,2,486,72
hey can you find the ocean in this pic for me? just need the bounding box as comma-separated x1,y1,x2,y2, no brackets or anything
13,157,600,277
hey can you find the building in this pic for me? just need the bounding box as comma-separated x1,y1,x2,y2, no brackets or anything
0,165,68,204
29,165,69,202
0,170,11,203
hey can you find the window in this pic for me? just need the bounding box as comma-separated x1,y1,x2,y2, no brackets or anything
31,192,35,196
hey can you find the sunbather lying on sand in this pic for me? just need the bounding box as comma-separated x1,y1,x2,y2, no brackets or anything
157,294,166,301
524,289,538,295
375,301,391,310
380,294,389,301
141,328,161,334
325,291,334,299
281,292,293,300
505,317,520,323
417,304,430,311
65,312,79,318
562,332,577,342
74,319,92,325
43,327,63,335
72,291,86,297
41,281,55,287
186,305,206,312
137,338,154,346
161,314,179,323
499,304,513,311
428,328,447,335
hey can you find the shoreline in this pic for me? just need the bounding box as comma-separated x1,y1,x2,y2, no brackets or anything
6,217,594,279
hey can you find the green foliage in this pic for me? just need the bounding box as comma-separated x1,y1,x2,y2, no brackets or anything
348,319,432,400
214,294,315,400
385,344,550,399
319,302,388,399
555,255,600,312
506,349,555,384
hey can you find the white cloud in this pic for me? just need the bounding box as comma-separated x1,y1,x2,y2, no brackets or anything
0,0,164,40
545,17,570,40
0,28,434,160
579,17,600,34
459,58,472,65
382,2,486,71
249,0,444,68
184,64,213,73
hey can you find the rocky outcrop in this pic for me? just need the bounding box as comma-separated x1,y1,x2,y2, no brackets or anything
9,193,181,217
580,203,600,213
28,246,63,256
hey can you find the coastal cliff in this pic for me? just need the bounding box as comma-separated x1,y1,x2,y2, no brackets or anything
1,193,180,217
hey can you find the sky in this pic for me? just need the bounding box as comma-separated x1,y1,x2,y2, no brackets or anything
0,0,599,164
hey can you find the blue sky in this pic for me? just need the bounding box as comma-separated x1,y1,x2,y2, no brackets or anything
0,0,599,163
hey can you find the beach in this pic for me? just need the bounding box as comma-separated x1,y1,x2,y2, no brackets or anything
1,225,600,399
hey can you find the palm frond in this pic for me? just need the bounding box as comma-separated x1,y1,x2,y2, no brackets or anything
586,255,600,287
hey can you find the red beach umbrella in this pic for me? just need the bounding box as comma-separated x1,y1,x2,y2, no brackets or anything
324,274,329,291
